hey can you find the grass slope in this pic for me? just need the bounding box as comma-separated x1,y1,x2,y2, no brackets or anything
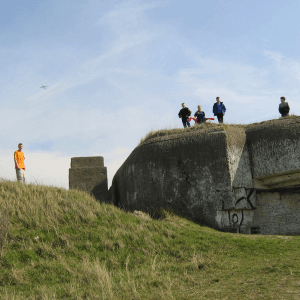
0,180,299,299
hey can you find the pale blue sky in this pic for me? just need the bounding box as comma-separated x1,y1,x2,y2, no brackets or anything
1,0,299,188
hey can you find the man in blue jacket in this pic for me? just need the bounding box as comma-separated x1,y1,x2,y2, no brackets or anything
213,97,226,123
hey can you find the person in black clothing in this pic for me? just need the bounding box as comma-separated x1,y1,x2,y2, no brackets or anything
178,103,191,128
194,105,205,124
279,96,290,117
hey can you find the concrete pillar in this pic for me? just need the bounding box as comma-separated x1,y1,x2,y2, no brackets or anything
69,156,108,201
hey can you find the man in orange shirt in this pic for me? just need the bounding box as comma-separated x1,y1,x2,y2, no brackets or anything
14,143,26,183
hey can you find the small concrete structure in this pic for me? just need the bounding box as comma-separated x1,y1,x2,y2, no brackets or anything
69,156,108,201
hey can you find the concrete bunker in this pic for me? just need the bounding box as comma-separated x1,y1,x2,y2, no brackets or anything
110,116,300,235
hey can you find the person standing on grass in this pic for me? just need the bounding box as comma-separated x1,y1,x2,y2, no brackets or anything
14,143,26,183
194,105,206,124
279,96,290,117
213,97,226,123
178,103,192,128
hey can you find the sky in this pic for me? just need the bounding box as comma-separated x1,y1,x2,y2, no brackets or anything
1,0,300,189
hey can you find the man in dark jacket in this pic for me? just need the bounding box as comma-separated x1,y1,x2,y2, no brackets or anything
213,97,226,123
178,103,191,128
279,96,290,117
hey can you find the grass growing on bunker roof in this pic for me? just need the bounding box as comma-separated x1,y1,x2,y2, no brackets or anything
140,122,239,144
139,121,248,145
0,180,300,299
140,115,300,145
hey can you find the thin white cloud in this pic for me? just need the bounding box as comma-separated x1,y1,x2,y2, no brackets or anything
264,50,300,111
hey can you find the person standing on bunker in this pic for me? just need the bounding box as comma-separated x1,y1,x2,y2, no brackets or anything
279,96,290,117
194,105,206,124
178,103,191,128
213,97,226,123
14,143,26,183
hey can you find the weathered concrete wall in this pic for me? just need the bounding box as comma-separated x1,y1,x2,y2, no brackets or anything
252,189,300,235
69,156,108,201
111,116,300,235
246,118,300,178
111,127,247,229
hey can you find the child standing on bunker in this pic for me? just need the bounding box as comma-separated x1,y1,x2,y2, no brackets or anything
279,96,290,117
213,97,226,123
194,105,205,124
178,103,192,128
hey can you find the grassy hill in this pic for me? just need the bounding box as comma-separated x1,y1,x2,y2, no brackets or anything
0,180,299,299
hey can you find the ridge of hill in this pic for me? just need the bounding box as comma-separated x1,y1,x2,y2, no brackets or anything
0,180,299,299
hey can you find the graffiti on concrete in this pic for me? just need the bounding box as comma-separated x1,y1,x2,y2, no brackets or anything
216,188,256,233
235,188,255,209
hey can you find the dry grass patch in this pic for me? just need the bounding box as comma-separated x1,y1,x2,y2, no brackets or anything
139,122,227,144
139,115,300,145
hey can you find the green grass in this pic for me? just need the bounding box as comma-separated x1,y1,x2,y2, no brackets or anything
0,180,299,299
